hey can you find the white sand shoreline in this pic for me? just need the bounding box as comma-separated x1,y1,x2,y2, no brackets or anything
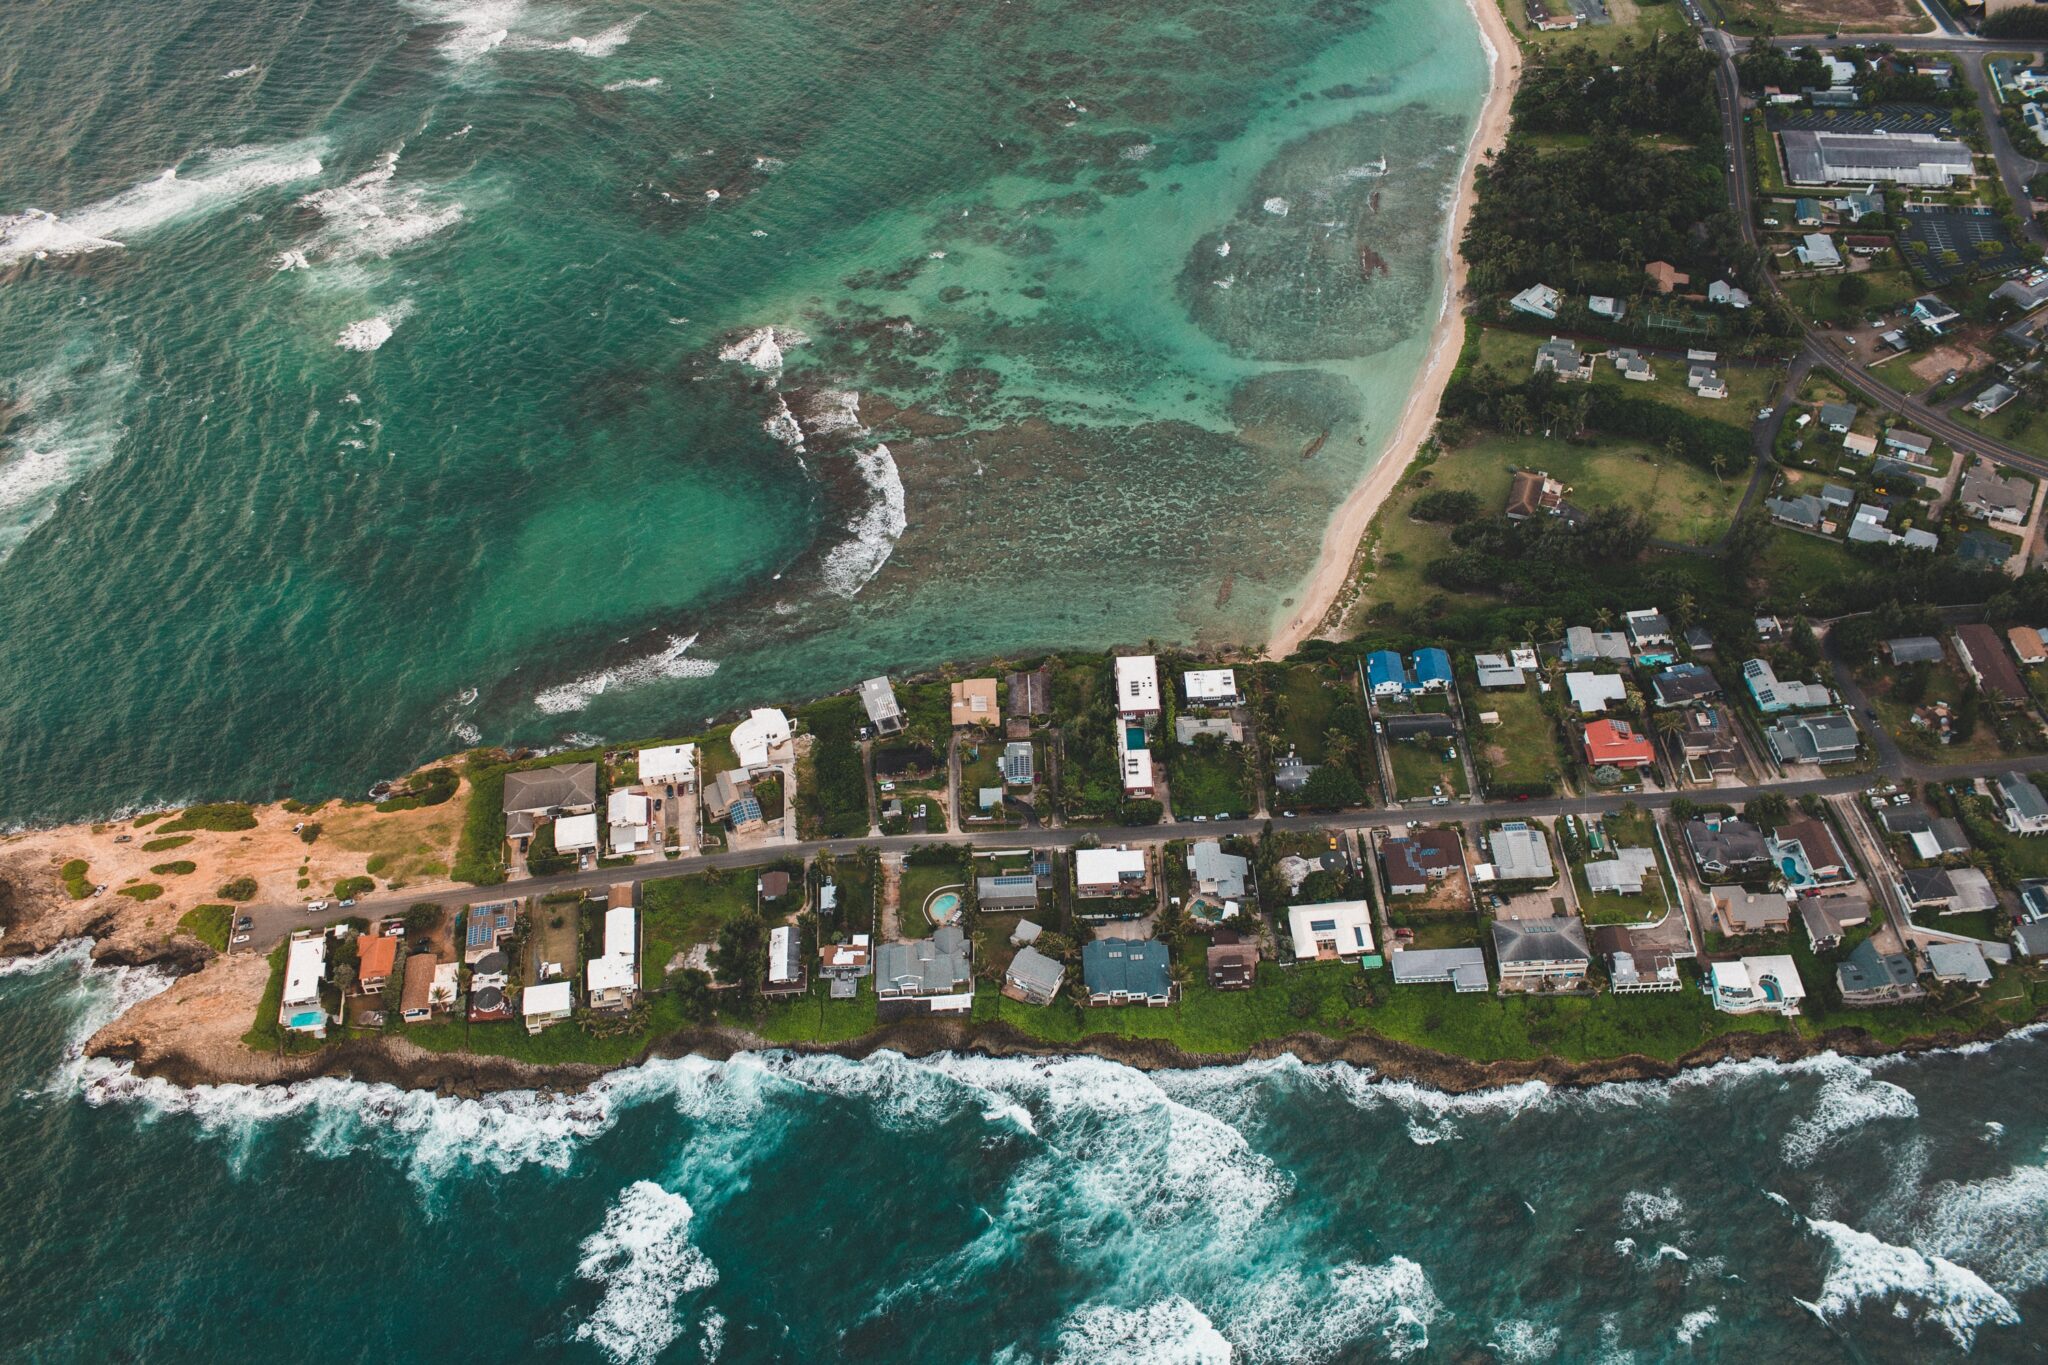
1265,0,1520,659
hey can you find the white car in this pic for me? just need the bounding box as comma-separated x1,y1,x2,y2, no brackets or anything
1430,796,1451,807
306,899,330,912
230,933,251,946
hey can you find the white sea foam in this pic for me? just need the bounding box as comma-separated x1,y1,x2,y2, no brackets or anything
0,344,135,560
1216,1258,1440,1362
1121,142,1155,161
804,389,862,435
761,395,805,451
819,444,906,598
1262,196,1290,215
1674,1308,1718,1344
1805,1214,2020,1349
1781,1054,1918,1165
526,13,643,57
718,325,807,373
405,0,523,62
1911,1153,2048,1295
220,65,260,79
297,150,465,264
602,76,663,92
1490,1318,1561,1361
274,248,310,271
1054,1298,1232,1365
335,299,415,351
0,139,325,269
533,633,719,714
572,1181,719,1364
699,1309,725,1361
1619,1188,1683,1229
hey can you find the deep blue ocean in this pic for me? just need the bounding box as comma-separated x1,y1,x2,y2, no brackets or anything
5,947,2046,1362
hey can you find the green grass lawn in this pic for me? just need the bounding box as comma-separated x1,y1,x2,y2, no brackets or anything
899,860,968,935
1470,328,1777,423
1715,0,1930,33
1756,528,1868,611
1475,685,1563,792
1521,437,1743,546
1271,665,1340,761
1955,400,2048,464
1866,663,2011,764
1499,0,1691,55
1356,445,1519,616
641,871,759,983
177,904,233,952
1779,268,1919,327
1389,738,1467,800
1168,743,1252,819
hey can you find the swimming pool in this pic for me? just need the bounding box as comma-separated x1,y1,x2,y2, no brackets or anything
287,1009,325,1030
1780,855,1809,885
928,891,963,925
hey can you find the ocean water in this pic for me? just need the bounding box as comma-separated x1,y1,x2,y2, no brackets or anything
0,0,1487,824
5,949,2047,1362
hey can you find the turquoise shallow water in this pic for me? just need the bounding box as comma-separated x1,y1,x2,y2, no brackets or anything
0,0,1485,823
4,949,2047,1362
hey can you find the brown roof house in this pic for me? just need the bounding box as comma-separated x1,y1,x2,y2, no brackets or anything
1505,469,1567,520
1206,929,1260,991
400,952,438,1023
950,678,1000,727
1645,260,1691,294
1953,624,2028,705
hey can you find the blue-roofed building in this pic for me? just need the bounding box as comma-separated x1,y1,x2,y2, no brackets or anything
464,901,515,963
1366,650,1409,698
728,795,764,828
1410,647,1452,692
1082,938,1175,1006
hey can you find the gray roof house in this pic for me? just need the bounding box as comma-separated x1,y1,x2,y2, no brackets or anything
502,762,599,842
1927,941,1993,986
2015,920,2048,959
977,874,1041,911
875,927,971,998
1958,462,2033,524
1586,847,1660,896
1817,402,1858,432
1488,822,1555,882
859,676,905,734
1766,494,1824,530
1003,946,1066,1006
1798,893,1870,951
1765,711,1861,765
1562,626,1632,663
1533,336,1593,381
1683,816,1770,875
1897,866,2000,914
1838,940,1925,1006
1996,771,2048,836
1391,948,1489,992
1885,636,1945,665
1082,938,1174,1006
1188,839,1249,899
1491,917,1592,983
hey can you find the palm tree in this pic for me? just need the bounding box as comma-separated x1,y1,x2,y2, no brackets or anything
1672,591,1696,628
1594,606,1616,631
1653,708,1686,737
1542,617,1564,644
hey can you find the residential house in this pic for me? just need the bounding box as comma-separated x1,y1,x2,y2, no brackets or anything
1287,902,1376,962
1506,469,1567,520
1491,916,1592,986
400,952,438,1023
1687,364,1729,400
1884,428,1935,467
1604,943,1681,993
1625,609,1673,655
1002,741,1036,786
1820,483,1855,513
1770,816,1853,886
1685,816,1771,877
1474,653,1527,689
1993,274,2048,311
1842,431,1878,458
638,743,698,792
1896,865,2000,915
2014,920,2048,959
2008,625,2048,665
1509,283,1562,319
1910,295,1963,333
1074,847,1149,898
949,678,1000,727
1380,828,1464,896
857,676,905,735
1996,771,2048,835
501,762,599,851
552,811,599,857
1385,714,1457,743
1562,626,1631,664
1116,721,1153,798
586,884,639,1009
1743,658,1834,712
464,901,514,964
1798,893,1870,951
1885,636,1945,666
730,708,792,769
1797,233,1843,269
1793,198,1825,227
1765,710,1862,765
1879,804,1970,859
1564,671,1628,717
1838,940,1926,1006
607,788,652,857
763,924,806,998
1956,528,2016,569
878,927,973,1001
1182,668,1242,707
1954,623,2029,704
1206,930,1260,990
1082,937,1173,1006
1410,647,1453,692
1613,347,1654,381
1710,955,1807,1016
522,981,573,1034
1533,336,1593,381
1971,382,2019,417
1113,655,1162,721
1767,494,1824,530
1652,663,1721,708
1927,941,1993,986
1583,718,1656,769
1644,260,1690,293
1589,294,1625,320
279,932,329,1037
1817,402,1858,434
1487,822,1555,883
1585,846,1660,896
820,935,873,979
1188,840,1249,900
1003,946,1066,1005
1713,886,1792,935
1679,706,1741,773
1390,947,1489,992
1007,665,1052,719
1366,650,1411,697
977,875,1041,913
1707,280,1752,308
357,935,398,994
1958,461,2032,523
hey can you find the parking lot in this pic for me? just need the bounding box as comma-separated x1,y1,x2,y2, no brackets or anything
1767,105,1954,137
1897,205,2028,286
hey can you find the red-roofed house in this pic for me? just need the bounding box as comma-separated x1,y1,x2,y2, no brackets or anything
1582,718,1656,769
357,934,399,993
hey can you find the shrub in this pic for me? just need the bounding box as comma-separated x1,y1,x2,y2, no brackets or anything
333,876,375,900
150,860,197,876
525,820,576,877
405,902,445,936
61,859,92,899
178,904,234,952
453,763,509,885
156,803,258,834
365,853,389,875
1411,489,1481,523
133,811,167,826
299,823,321,845
216,876,259,902
140,835,194,853
118,884,164,902
376,766,459,813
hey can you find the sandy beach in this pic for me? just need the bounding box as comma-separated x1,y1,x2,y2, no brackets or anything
1265,0,1521,659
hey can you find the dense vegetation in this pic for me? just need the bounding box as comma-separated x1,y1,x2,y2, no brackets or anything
155,802,257,834
800,696,871,838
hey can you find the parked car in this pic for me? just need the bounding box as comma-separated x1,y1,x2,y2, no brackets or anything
338,898,356,909
1430,796,1450,807
235,916,253,931
306,900,329,912
231,934,250,946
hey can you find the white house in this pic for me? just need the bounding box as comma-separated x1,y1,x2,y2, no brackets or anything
1288,901,1376,962
1114,655,1162,719
552,811,599,854
1509,283,1562,319
1707,280,1752,309
730,708,792,769
1565,671,1629,715
1709,955,1806,1016
606,789,651,856
522,980,573,1034
280,932,329,1037
637,743,697,790
586,899,639,1008
1796,233,1843,270
1075,847,1148,897
1182,668,1242,707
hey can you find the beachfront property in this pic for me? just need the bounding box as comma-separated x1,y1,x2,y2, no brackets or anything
1074,847,1150,899
1799,893,1870,952
1390,947,1489,992
501,761,598,855
1366,650,1410,697
469,943,513,1024
400,952,437,1023
877,927,972,1007
1082,938,1173,1007
730,707,793,770
1895,865,2001,915
1780,129,1973,187
1380,828,1463,897
1765,711,1861,765
1592,925,1680,993
357,934,398,994
638,743,697,792
1927,942,1994,987
1206,932,1260,991
280,930,329,1038
1508,282,1561,319
949,677,999,728
1485,822,1555,884
1565,671,1628,716
1491,917,1591,988
1709,955,1806,1016
1505,469,1567,520
820,934,872,982
1582,718,1655,770
859,676,905,735
1996,772,2048,835
1953,624,2030,706
586,884,639,1010
1182,668,1242,707
522,980,573,1034
1684,815,1771,877
1411,647,1453,693
1743,659,1834,713
762,924,806,999
430,960,460,1011
1287,901,1376,963
1003,946,1066,1006
1838,940,1927,1006
1114,654,1162,721
1533,336,1593,382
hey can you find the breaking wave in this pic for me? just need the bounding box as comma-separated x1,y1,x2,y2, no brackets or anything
0,139,325,269
819,443,906,598
296,149,465,265
532,633,719,714
0,342,135,560
717,325,808,374
572,1181,719,1364
1802,1213,2020,1349
335,299,415,351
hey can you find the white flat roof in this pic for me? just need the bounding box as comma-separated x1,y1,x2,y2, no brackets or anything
1565,671,1628,714
587,954,635,993
1114,655,1161,712
1288,901,1376,960
731,708,791,767
282,935,327,1008
554,811,599,851
608,789,650,823
523,980,573,1016
1183,668,1238,700
1121,745,1154,792
604,904,636,962
1075,848,1147,883
769,924,797,983
638,743,696,786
